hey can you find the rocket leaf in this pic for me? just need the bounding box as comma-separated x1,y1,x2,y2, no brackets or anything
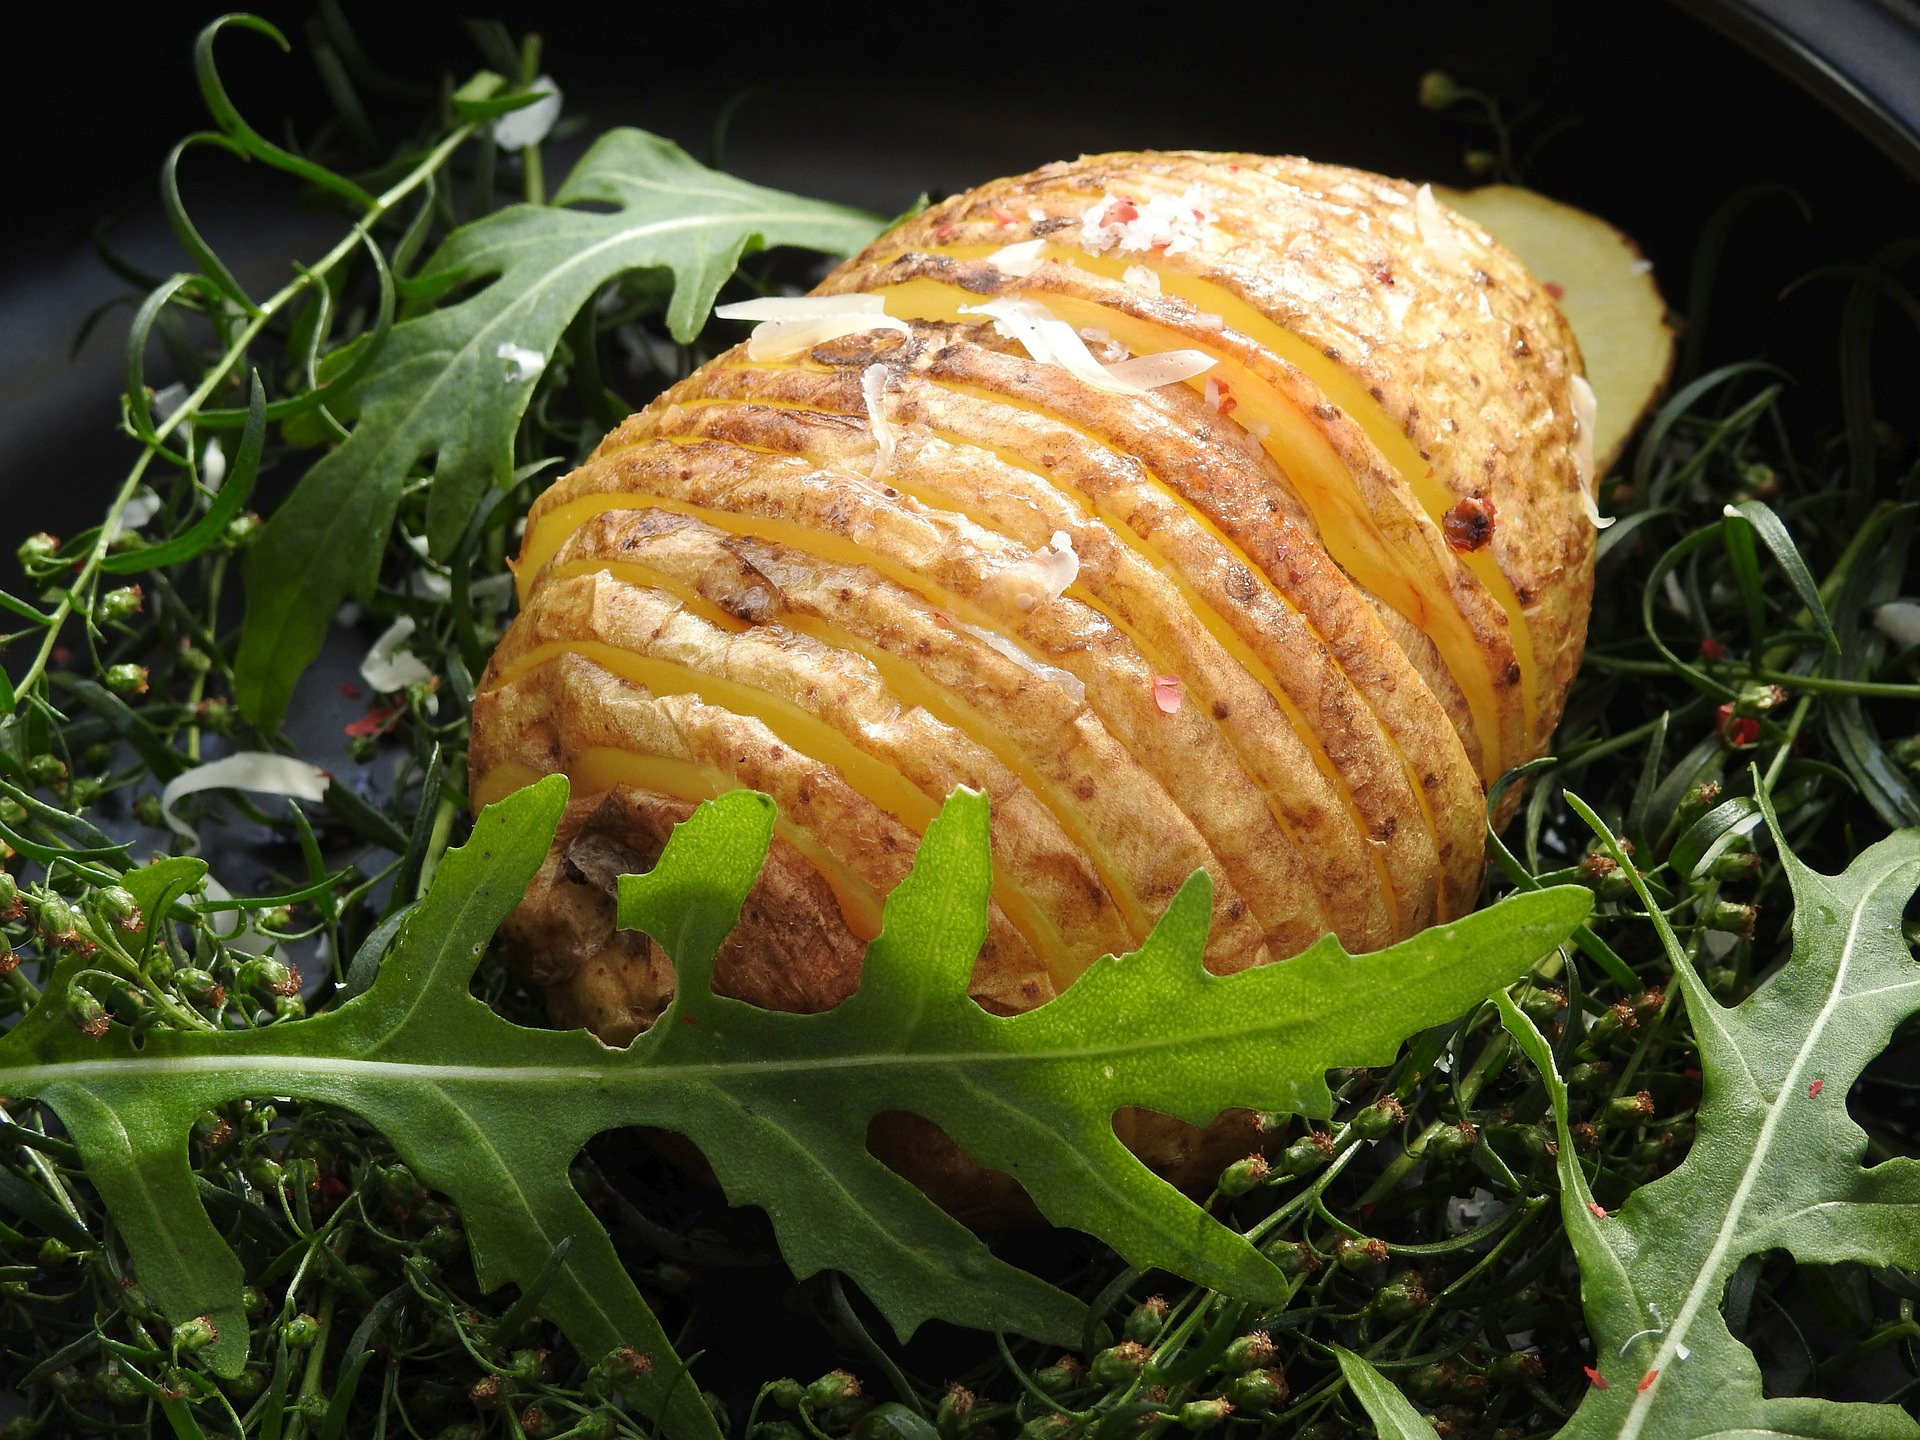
233,129,883,728
1499,792,1920,1440
0,778,1587,1440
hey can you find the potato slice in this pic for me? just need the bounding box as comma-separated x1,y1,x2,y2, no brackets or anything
1437,184,1675,474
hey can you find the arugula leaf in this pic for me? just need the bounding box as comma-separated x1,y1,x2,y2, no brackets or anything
233,129,883,728
1500,795,1920,1440
0,779,1586,1438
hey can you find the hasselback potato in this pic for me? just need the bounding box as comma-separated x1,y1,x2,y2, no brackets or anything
471,151,1629,1206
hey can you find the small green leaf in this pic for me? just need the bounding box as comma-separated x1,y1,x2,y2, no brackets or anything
1727,499,1839,653
1333,1346,1441,1440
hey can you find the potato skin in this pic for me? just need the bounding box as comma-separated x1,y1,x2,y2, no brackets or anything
472,150,1600,1216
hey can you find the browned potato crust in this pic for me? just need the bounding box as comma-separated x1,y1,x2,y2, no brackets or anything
472,150,1633,1219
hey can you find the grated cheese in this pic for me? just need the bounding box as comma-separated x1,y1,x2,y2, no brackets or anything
714,294,911,361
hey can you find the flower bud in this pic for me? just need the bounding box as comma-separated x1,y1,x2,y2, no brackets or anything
67,989,109,1037
1603,1091,1655,1127
1519,985,1566,1023
1407,1364,1457,1402
1426,1121,1478,1163
1017,1417,1074,1440
1224,1369,1288,1414
273,994,307,1023
171,1315,219,1353
1488,1352,1544,1385
469,1374,503,1408
103,663,149,696
804,1371,862,1409
17,532,60,569
520,1404,558,1440
1123,1295,1169,1343
601,1347,654,1383
223,512,264,550
1418,70,1463,109
282,1313,321,1349
1370,1269,1430,1321
1033,1356,1084,1395
1220,1331,1276,1373
25,753,66,787
1675,781,1723,831
1350,1095,1405,1139
238,958,301,998
505,1348,552,1384
98,586,143,624
96,887,141,931
1177,1398,1233,1431
1567,1060,1613,1094
1334,1235,1388,1271
1704,901,1757,940
1706,848,1762,882
223,1368,267,1402
1277,1130,1335,1176
177,641,212,675
935,1384,976,1438
1217,1153,1270,1197
1262,1238,1322,1275
178,970,226,1009
1088,1340,1152,1387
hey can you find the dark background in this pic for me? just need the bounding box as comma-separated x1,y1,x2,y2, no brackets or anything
6,0,1918,548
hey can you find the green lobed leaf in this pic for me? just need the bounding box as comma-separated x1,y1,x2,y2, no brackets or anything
0,779,1587,1438
1500,793,1920,1440
233,129,884,727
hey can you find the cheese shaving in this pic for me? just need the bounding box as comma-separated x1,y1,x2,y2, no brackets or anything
361,615,435,693
714,294,911,361
1873,600,1920,649
1570,375,1610,527
989,529,1080,613
1121,264,1161,295
1078,187,1225,257
1103,350,1215,389
958,297,1215,395
860,365,895,468
1414,183,1466,269
161,751,331,851
986,238,1048,277
953,620,1086,706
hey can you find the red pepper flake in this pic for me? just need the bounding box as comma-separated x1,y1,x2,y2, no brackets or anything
1545,281,1566,301
1808,1079,1824,1097
1698,636,1726,661
338,681,363,699
681,1013,697,1024
1716,703,1760,748
934,222,957,241
1637,1370,1659,1393
344,699,405,738
1205,377,1238,416
1584,1367,1609,1390
1227,163,1240,172
1101,197,1139,227
990,205,1017,227
1151,675,1185,714
1586,1201,1608,1219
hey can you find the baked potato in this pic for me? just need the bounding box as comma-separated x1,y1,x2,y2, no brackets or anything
470,151,1670,1210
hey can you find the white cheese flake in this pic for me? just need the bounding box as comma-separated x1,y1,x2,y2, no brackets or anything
986,238,1048,277
953,620,1085,706
161,752,330,851
860,364,895,470
493,76,562,151
959,296,1214,396
1414,183,1466,269
1873,600,1920,649
1121,264,1162,295
361,615,435,693
714,294,911,361
497,342,546,383
1570,374,1609,527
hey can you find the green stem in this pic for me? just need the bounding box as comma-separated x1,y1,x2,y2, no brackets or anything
9,122,476,711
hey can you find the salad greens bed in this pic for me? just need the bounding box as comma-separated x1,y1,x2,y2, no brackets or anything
0,12,1918,1440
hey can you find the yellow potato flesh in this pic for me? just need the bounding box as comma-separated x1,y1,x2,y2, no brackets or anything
872,275,1518,780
